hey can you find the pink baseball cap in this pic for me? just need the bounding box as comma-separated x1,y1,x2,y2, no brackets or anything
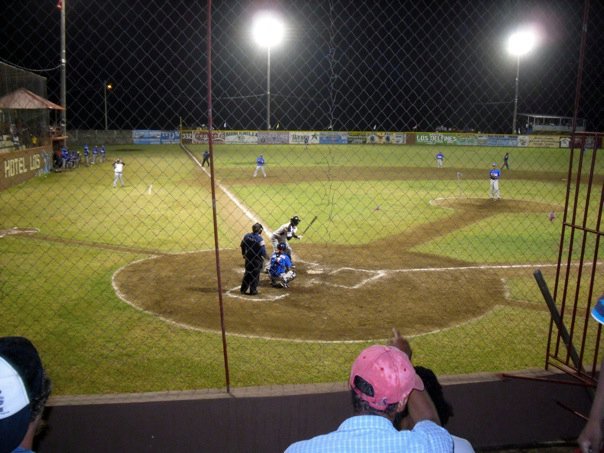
349,345,424,410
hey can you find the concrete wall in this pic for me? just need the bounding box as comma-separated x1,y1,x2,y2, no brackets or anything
36,371,590,452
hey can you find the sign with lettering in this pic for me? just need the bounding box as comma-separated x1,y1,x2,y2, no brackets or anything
0,147,49,191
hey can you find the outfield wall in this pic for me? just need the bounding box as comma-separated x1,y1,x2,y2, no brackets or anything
0,146,53,190
177,130,596,149
66,129,601,149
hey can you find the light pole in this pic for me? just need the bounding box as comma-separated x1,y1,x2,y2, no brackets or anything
507,29,537,134
104,82,113,130
252,12,284,130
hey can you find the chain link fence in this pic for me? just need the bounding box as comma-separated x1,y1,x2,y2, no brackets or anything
1,0,603,396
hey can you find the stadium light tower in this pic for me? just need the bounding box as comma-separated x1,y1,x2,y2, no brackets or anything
507,28,537,134
252,12,285,130
104,82,113,130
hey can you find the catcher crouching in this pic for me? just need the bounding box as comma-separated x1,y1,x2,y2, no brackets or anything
269,242,297,288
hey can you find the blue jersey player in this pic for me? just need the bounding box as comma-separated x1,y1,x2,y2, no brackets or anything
253,154,266,177
489,163,501,200
83,144,90,165
269,242,296,288
435,152,444,168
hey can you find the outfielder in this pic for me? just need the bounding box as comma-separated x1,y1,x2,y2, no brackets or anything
435,151,444,168
253,154,266,177
489,163,501,200
269,242,296,288
271,215,302,256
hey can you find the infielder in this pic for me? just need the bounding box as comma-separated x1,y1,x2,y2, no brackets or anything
253,154,266,177
270,215,302,256
269,242,296,288
435,152,444,168
113,158,125,187
489,163,501,200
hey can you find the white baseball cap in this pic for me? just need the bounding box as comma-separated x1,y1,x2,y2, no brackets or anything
0,356,31,453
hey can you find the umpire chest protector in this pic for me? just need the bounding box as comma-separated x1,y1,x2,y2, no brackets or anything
242,233,264,260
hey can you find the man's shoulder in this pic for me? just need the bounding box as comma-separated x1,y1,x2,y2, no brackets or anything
285,416,452,453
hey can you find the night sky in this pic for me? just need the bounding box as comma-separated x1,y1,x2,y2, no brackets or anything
2,0,603,133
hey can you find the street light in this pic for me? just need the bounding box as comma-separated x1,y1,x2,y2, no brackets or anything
104,82,113,130
252,12,284,130
507,28,537,134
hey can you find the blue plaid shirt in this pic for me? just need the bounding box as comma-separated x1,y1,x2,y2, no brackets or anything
285,415,452,453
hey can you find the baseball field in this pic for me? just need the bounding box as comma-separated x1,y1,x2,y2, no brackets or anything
1,142,601,395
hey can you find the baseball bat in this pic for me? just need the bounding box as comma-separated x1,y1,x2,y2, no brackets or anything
301,215,318,235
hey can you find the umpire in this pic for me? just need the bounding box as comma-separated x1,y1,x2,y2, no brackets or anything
240,222,268,295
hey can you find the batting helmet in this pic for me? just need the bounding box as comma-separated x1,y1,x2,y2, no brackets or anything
290,216,301,226
252,223,263,234
277,242,287,252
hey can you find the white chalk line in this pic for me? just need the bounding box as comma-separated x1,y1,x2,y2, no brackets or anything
0,226,40,238
112,253,600,344
181,144,273,236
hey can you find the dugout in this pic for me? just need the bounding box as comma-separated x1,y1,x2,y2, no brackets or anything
518,113,586,134
0,62,66,153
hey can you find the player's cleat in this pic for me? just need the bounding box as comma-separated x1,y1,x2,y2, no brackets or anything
249,291,258,295
592,297,604,324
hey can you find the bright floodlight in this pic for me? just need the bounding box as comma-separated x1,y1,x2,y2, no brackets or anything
252,12,284,48
507,29,537,56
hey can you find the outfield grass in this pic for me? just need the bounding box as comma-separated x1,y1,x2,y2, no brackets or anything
1,143,601,395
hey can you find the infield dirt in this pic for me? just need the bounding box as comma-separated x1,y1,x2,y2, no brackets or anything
114,193,559,342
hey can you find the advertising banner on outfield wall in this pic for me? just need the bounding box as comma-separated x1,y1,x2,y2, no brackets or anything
416,133,456,145
319,131,348,144
348,132,366,144
416,132,481,146
1,147,52,191
477,135,518,147
183,130,225,144
518,135,562,148
289,132,320,145
133,130,180,145
257,131,289,144
225,131,258,144
367,132,398,144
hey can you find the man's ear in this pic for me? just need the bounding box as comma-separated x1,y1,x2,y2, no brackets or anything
396,397,409,412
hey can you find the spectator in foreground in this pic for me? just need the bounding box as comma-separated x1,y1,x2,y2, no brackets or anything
395,366,475,452
285,328,453,452
0,337,52,453
578,295,604,453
